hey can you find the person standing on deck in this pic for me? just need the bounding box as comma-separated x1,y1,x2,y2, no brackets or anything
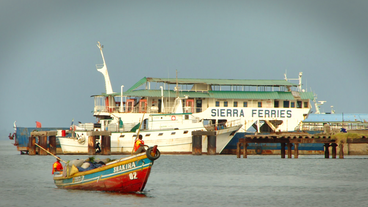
52,158,63,174
133,135,147,154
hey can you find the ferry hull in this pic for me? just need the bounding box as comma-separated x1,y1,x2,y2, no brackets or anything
59,125,242,154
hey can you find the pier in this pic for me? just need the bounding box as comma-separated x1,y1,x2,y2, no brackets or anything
236,132,368,159
28,131,112,155
192,131,217,155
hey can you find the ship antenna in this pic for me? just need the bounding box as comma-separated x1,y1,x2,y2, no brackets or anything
96,41,114,94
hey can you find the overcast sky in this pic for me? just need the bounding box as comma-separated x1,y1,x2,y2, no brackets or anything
1,0,367,138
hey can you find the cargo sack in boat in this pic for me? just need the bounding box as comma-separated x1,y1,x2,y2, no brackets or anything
70,165,79,176
68,159,84,168
81,162,90,169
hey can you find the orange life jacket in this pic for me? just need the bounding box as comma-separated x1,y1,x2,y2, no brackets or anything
133,139,144,152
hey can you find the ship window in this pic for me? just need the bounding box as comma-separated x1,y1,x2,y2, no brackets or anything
224,101,228,107
233,101,238,107
183,130,188,134
158,133,163,136
216,101,220,107
243,102,248,107
133,134,137,137
258,102,262,108
196,100,202,113
283,101,290,108
297,101,302,108
171,132,176,135
145,134,151,137
274,100,279,108
120,135,125,138
304,102,309,108
291,102,295,108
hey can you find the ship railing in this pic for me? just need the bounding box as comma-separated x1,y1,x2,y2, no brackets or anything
94,105,179,114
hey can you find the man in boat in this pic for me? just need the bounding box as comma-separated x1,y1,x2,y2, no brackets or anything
133,135,147,154
52,157,63,175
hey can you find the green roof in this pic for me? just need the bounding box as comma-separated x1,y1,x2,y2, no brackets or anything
125,77,298,92
94,77,314,100
126,77,147,93
121,90,314,100
146,77,297,86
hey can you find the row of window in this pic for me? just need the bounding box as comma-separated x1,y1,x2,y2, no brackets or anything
119,130,189,138
215,100,309,108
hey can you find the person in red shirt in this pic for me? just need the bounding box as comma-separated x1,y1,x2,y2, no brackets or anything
52,158,63,175
133,135,147,154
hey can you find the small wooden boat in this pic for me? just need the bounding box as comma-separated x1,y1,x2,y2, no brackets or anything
53,145,160,193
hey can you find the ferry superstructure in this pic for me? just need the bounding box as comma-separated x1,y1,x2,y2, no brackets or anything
94,46,314,134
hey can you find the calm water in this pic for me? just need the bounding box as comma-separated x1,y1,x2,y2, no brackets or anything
1,139,367,207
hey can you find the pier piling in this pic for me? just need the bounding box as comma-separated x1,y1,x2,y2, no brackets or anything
192,134,202,155
49,135,57,155
207,135,216,155
88,135,96,155
287,143,292,158
294,143,299,158
331,143,337,158
101,135,111,155
28,136,36,155
324,143,330,158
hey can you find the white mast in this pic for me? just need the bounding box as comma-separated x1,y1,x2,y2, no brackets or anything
96,41,114,94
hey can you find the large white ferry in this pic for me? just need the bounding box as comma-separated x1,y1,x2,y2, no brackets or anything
92,41,314,135
58,42,242,154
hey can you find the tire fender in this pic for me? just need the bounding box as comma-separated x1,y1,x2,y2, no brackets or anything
146,145,161,161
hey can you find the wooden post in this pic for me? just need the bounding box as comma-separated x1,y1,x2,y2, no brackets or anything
324,143,330,159
339,143,344,159
192,135,202,155
287,143,292,158
331,143,337,159
101,135,111,155
281,143,286,158
39,135,48,155
49,135,57,155
236,142,241,158
243,143,248,158
294,143,299,159
207,135,216,155
28,136,36,155
88,135,96,155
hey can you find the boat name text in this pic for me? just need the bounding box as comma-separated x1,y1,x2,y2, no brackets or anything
113,162,136,173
